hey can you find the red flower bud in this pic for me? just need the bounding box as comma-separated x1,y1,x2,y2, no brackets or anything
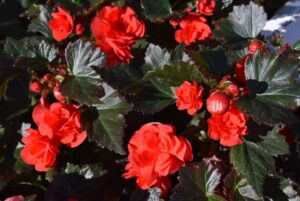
43,74,52,81
75,23,85,35
248,40,265,53
226,83,239,96
206,91,230,115
30,81,42,93
53,86,66,102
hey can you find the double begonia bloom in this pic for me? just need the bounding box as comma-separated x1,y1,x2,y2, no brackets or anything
48,7,74,41
32,103,87,148
21,129,60,171
123,123,193,194
197,0,216,16
170,11,212,45
20,102,87,171
91,6,145,66
207,102,249,146
176,81,204,115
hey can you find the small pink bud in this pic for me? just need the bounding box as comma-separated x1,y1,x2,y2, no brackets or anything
30,81,42,93
53,86,66,102
206,91,230,115
43,73,52,81
75,23,85,35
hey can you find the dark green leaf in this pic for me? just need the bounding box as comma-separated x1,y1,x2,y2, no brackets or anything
101,64,176,114
170,160,225,201
28,5,52,38
17,0,37,9
65,162,107,179
227,43,249,65
132,38,149,49
263,177,299,201
238,179,262,201
4,37,28,58
199,48,230,76
133,81,175,114
61,39,106,105
214,19,242,41
26,4,40,16
293,40,300,51
89,83,132,155
4,37,58,62
230,127,289,196
236,97,298,126
185,50,218,86
214,2,267,40
236,50,300,125
24,195,37,201
219,0,233,9
141,0,172,22
0,125,3,137
224,170,262,201
144,44,170,68
0,78,9,100
14,147,33,173
61,76,104,104
60,0,83,10
245,51,300,110
144,44,208,86
280,178,300,200
27,40,58,62
65,40,106,77
144,61,206,86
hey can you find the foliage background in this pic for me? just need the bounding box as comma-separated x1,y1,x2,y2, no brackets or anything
0,0,299,201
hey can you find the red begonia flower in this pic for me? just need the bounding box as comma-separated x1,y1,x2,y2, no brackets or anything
123,123,193,195
48,7,74,41
170,11,212,45
32,103,87,148
196,0,216,16
176,81,204,115
207,102,248,146
21,129,60,171
91,6,145,66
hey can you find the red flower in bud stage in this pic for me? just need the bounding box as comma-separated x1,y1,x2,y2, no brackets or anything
176,81,204,115
226,83,239,96
123,123,193,195
248,40,265,53
43,74,52,81
75,23,85,35
30,81,42,93
207,102,248,146
206,91,230,115
21,129,60,171
32,103,87,148
279,126,296,144
48,7,74,41
196,0,216,16
234,54,252,84
170,11,212,45
53,86,66,102
4,195,25,201
91,6,145,66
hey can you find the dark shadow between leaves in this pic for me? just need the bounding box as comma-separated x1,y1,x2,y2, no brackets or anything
247,80,268,97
